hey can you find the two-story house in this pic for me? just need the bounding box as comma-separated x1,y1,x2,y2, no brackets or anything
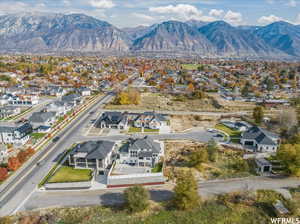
0,106,21,119
61,93,82,107
119,136,162,167
68,140,116,174
132,112,167,130
29,111,57,130
45,101,71,116
0,123,32,145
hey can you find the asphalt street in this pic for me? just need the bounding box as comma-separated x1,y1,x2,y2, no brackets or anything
21,176,300,211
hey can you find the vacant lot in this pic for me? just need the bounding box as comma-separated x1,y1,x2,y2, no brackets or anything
48,166,92,183
164,140,254,180
209,93,257,111
105,93,226,112
170,115,218,132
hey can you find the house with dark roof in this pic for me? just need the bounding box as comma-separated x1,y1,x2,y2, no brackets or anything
61,93,82,106
97,112,128,129
0,122,32,145
240,126,279,153
29,111,57,130
68,140,116,174
119,136,163,167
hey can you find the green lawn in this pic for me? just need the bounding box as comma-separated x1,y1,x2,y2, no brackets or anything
144,128,159,133
30,133,47,140
182,64,201,70
215,124,242,138
128,127,142,133
152,162,163,173
48,166,92,183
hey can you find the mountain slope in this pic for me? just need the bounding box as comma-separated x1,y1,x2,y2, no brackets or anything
0,13,130,52
131,21,216,55
199,21,284,57
254,21,300,56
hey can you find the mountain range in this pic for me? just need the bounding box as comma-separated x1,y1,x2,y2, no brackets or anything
0,12,300,59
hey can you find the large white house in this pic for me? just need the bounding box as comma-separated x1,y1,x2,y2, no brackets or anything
0,123,32,145
119,136,163,167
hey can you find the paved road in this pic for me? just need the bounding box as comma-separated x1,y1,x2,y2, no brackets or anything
77,130,223,144
20,176,300,211
101,109,249,116
0,93,114,216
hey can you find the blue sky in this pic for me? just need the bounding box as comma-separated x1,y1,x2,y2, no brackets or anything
0,0,300,27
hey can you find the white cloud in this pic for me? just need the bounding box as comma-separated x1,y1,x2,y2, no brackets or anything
89,0,115,9
287,0,297,7
258,14,283,25
149,4,202,20
209,9,224,17
0,1,49,15
131,13,155,21
224,10,243,25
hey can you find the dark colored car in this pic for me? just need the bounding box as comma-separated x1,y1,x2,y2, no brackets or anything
52,136,60,143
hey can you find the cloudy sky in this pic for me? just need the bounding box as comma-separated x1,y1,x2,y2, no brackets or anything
0,0,300,27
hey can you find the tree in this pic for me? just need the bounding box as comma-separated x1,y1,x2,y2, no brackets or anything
8,157,21,171
0,167,8,181
207,139,218,162
173,170,200,210
26,147,35,157
277,144,300,176
17,150,28,163
124,185,150,213
187,83,195,93
253,106,264,124
189,147,208,168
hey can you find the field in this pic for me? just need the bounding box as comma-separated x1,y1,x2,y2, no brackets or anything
105,93,226,112
182,64,201,70
164,140,254,180
48,166,92,183
209,93,257,112
170,115,218,132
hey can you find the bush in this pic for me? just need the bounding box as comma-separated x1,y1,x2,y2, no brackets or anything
124,185,150,213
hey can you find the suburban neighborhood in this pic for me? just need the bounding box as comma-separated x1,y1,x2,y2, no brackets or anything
0,2,300,222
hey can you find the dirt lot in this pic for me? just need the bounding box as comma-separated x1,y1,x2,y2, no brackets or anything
164,140,254,181
164,140,204,180
105,93,228,112
170,115,219,132
209,93,257,111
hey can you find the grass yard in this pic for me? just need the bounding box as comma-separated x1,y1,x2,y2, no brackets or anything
48,166,92,183
128,127,142,133
215,124,242,138
128,127,159,133
182,64,201,70
30,133,47,140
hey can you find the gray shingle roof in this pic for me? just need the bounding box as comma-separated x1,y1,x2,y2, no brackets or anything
100,112,127,125
29,112,56,123
71,141,115,160
242,126,278,145
129,136,161,154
